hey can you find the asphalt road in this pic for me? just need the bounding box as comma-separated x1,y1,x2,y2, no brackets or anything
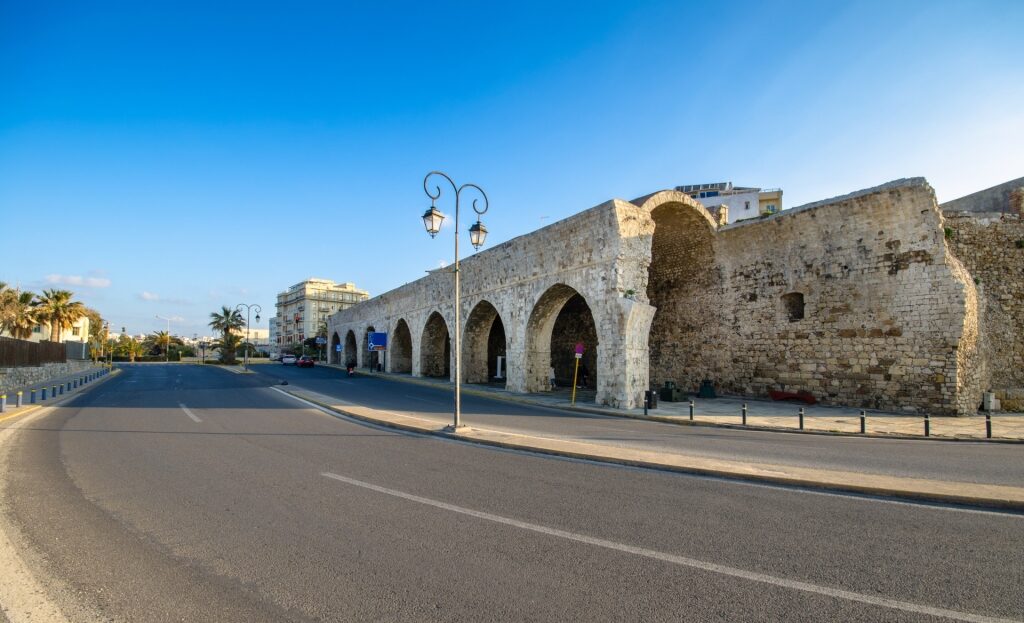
1,364,1021,622
255,363,1024,486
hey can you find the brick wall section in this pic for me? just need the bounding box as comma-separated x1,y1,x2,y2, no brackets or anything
944,211,1024,409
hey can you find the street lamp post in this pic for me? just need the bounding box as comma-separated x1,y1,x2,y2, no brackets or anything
421,170,490,430
235,303,262,372
155,315,171,362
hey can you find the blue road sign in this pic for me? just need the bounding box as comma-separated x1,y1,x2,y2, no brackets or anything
335,344,342,352
368,332,387,351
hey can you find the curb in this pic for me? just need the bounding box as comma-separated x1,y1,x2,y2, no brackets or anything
326,367,1022,444
276,386,1024,512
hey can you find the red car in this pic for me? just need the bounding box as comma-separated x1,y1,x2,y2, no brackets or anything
296,356,315,368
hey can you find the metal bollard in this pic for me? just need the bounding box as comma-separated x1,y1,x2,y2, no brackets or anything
73,379,78,389
799,407,805,430
67,382,72,392
41,387,48,401
742,403,747,426
16,391,23,407
30,389,36,404
689,400,694,421
986,413,992,439
924,414,930,437
56,384,61,395
860,410,866,434
0,394,5,413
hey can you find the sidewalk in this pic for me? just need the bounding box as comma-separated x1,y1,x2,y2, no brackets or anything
324,366,1024,442
278,383,1024,511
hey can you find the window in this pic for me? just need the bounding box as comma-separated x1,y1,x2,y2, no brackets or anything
745,201,751,210
782,292,805,322
72,327,80,336
33,326,41,333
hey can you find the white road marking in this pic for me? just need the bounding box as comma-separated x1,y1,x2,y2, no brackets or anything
321,472,1018,622
178,403,201,423
268,387,1022,518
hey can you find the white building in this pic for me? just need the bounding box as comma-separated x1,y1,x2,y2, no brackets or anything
676,182,783,224
274,278,369,350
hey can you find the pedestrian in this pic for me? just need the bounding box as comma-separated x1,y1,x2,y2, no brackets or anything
549,366,557,391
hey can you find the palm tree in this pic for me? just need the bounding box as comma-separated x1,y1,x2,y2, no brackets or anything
146,331,172,357
0,290,40,339
214,332,241,364
209,306,245,340
36,289,86,342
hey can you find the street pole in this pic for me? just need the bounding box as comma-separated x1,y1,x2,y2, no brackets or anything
235,303,262,372
421,171,490,430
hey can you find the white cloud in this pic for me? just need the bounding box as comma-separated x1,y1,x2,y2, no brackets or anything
44,274,111,288
139,291,160,301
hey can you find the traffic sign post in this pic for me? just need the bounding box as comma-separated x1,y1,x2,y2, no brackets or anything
571,343,584,405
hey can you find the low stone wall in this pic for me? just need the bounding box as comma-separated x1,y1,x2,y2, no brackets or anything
0,360,96,395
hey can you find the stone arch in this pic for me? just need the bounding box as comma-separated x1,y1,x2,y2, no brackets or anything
463,300,507,384
362,326,379,370
420,312,451,378
330,332,341,364
391,318,413,374
344,330,357,367
525,284,599,395
640,192,721,392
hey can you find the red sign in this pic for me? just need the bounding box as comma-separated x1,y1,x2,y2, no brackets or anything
574,342,585,355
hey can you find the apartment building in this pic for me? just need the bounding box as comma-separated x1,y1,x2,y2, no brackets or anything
274,278,369,349
676,182,783,224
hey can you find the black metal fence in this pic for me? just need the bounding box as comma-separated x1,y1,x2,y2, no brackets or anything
0,336,67,367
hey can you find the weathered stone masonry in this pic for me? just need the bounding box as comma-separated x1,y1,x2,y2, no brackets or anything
330,177,995,416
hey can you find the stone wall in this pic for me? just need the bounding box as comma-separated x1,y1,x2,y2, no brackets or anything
944,211,1024,410
0,360,97,395
698,180,983,416
940,177,1024,214
328,178,986,414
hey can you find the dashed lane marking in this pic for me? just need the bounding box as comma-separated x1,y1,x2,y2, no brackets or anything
178,403,201,423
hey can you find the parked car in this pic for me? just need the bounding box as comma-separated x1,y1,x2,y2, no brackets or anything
281,354,297,365
296,355,315,368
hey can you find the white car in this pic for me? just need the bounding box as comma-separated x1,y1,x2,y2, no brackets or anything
281,355,297,365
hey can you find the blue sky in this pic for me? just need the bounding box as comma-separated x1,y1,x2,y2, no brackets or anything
2,1,1022,337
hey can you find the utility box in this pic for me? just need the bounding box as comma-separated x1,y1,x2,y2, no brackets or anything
645,389,658,410
698,379,717,399
660,381,682,402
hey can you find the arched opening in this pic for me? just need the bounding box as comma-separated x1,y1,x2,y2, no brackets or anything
330,332,341,364
647,201,720,392
344,330,357,368
391,319,413,374
420,312,451,379
463,300,507,385
362,326,379,371
525,284,599,396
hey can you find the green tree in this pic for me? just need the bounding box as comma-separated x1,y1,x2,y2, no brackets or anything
146,331,170,356
36,289,86,342
0,289,40,340
214,332,242,364
208,306,245,339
